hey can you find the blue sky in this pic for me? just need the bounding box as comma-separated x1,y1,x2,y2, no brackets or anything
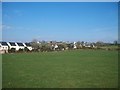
2,2,118,43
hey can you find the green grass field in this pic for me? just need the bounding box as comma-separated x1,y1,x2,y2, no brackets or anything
2,50,118,88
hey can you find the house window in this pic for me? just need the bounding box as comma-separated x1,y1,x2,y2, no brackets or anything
9,42,16,46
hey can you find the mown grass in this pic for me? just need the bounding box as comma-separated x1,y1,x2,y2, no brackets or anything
100,45,118,50
2,49,118,88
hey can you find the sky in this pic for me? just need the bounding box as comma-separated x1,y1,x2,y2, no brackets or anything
2,2,118,43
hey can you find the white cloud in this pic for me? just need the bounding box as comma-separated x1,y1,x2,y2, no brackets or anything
4,14,10,18
14,10,23,16
0,24,33,31
93,26,118,32
0,25,1,29
3,24,12,29
0,24,13,30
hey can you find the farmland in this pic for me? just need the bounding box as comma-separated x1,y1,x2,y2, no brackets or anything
2,49,118,88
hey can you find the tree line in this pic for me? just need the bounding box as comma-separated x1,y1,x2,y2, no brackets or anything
8,39,119,53
29,39,119,52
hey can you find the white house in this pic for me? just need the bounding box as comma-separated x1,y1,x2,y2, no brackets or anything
73,42,77,49
16,42,25,50
23,43,33,51
85,45,91,48
0,42,9,53
54,44,58,50
7,42,19,51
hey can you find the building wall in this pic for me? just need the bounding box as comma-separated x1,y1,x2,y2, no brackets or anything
23,43,33,51
0,45,8,54
7,42,19,51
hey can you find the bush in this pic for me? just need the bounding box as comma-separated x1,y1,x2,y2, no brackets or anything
24,47,30,52
8,48,16,53
18,49,24,52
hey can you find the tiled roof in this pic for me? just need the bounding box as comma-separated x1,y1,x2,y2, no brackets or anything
25,43,31,46
0,42,8,46
17,42,24,46
9,42,16,46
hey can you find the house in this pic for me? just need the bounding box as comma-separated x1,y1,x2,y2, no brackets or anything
53,44,58,50
16,42,25,50
7,42,19,51
23,43,33,51
73,42,77,49
84,43,96,48
91,44,97,48
0,42,9,54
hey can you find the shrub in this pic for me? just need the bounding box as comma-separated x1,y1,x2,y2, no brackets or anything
18,48,24,52
8,48,16,53
24,47,30,52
